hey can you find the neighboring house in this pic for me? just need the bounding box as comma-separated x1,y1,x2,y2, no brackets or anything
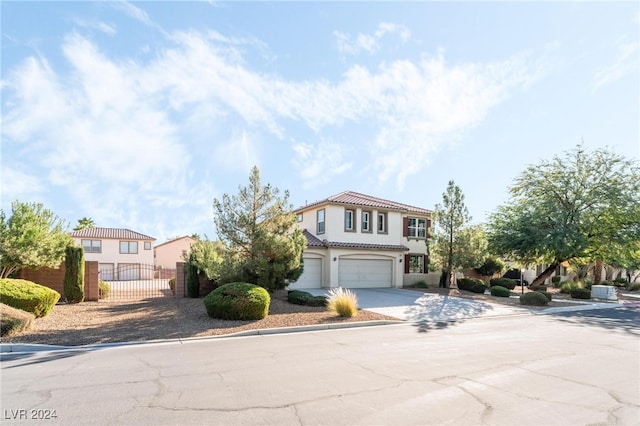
154,236,196,269
290,191,433,290
71,228,156,281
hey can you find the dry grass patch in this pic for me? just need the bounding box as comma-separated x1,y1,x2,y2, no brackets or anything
326,287,358,318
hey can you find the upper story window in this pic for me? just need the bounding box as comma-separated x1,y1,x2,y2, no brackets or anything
361,211,371,233
408,218,427,238
81,239,101,253
317,209,325,234
120,241,138,254
344,209,355,232
296,213,303,222
144,242,152,250
377,212,387,234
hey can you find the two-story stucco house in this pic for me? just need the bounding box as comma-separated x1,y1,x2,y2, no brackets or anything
290,191,432,290
71,228,156,281
154,236,196,269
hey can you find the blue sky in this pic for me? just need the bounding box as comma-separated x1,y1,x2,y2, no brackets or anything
2,1,639,243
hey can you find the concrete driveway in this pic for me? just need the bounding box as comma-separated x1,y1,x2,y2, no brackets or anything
305,288,523,324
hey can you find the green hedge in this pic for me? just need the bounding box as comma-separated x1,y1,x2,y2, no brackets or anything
489,278,517,290
0,279,60,318
628,282,640,292
203,282,270,320
570,288,591,299
490,285,511,297
520,291,549,306
287,290,327,307
560,281,583,294
458,278,487,293
537,290,552,302
0,303,35,337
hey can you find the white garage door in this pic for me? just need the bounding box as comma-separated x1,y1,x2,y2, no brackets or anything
339,259,392,288
289,258,322,289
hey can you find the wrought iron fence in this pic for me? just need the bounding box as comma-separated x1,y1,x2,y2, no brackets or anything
99,263,176,300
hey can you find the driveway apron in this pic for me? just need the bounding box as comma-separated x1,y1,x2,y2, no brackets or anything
304,288,522,323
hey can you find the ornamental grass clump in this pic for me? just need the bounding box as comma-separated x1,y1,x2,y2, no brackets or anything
326,287,358,318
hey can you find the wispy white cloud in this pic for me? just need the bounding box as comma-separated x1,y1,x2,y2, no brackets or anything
592,39,640,91
213,130,261,172
0,165,45,203
291,140,352,189
70,18,117,35
112,0,154,27
2,26,540,235
335,22,411,55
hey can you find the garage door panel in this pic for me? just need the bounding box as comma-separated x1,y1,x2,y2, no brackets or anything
339,259,392,288
289,258,322,289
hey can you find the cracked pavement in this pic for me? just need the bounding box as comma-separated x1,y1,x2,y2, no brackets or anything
1,308,639,425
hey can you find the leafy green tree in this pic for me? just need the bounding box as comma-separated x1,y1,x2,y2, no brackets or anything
429,180,483,288
73,217,95,231
487,145,640,286
474,256,505,280
213,166,306,291
183,239,225,281
0,201,72,278
63,245,85,303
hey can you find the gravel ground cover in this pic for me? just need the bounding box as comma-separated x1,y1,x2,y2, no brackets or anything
3,286,632,347
1,291,397,346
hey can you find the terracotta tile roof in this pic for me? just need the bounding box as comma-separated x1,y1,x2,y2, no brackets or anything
70,227,155,241
324,241,408,251
303,230,326,248
302,229,408,251
296,191,432,215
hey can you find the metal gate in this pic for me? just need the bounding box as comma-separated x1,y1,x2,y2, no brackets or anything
99,263,176,300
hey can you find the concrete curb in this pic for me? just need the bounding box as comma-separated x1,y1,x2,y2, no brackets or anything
0,320,402,355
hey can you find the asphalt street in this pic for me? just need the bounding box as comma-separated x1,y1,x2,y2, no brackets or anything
1,306,638,425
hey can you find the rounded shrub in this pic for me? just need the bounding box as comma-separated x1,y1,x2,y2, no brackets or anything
0,278,60,318
538,291,552,302
490,285,511,297
613,277,628,287
1,303,35,337
627,282,640,292
570,288,591,300
457,277,485,292
288,290,327,307
471,282,487,293
489,278,517,290
203,282,270,320
520,291,549,306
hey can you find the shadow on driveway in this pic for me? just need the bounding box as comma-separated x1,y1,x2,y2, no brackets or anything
308,288,498,333
405,294,494,333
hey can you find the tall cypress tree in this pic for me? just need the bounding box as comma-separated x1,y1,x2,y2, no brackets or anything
63,245,85,303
